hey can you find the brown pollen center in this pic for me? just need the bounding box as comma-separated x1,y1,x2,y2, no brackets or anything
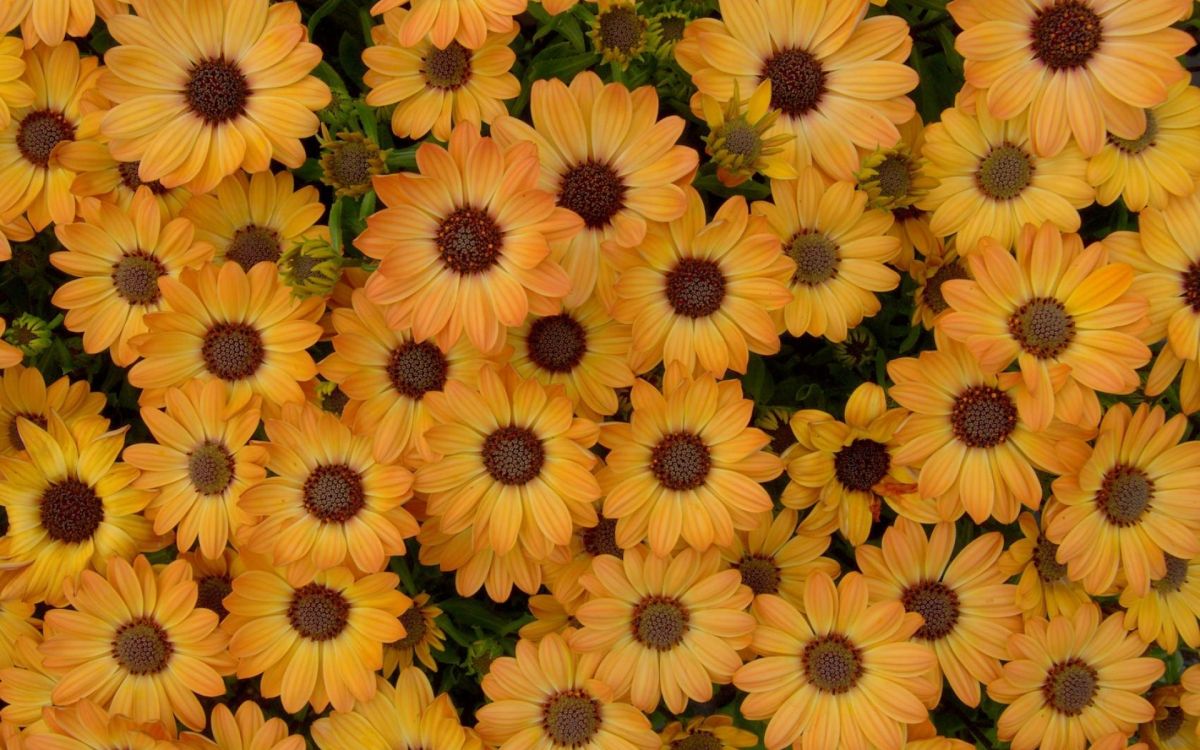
1042,659,1098,716
788,231,839,286
112,617,173,675
1008,297,1075,359
803,634,863,694
736,554,781,595
951,385,1017,448
761,47,826,118
581,515,623,558
188,440,236,495
117,161,169,194
1033,536,1069,583
7,412,47,451
833,438,890,492
424,42,472,89
542,689,602,747
196,574,232,618
1030,1,1103,71
902,581,961,640
436,207,504,274
41,478,104,544
303,464,366,523
557,160,627,230
665,258,726,318
976,143,1034,201
482,425,545,485
650,431,711,491
111,251,166,306
226,225,282,270
597,6,644,55
922,261,969,316
186,58,250,123
386,340,449,400
527,314,588,374
631,596,689,651
201,322,265,381
17,110,75,168
288,583,350,641
1097,464,1152,527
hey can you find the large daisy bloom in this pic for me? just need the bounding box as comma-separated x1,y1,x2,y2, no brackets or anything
571,546,755,713
41,556,234,731
476,633,659,750
180,703,304,750
0,42,102,231
951,0,1193,157
988,604,1164,750
50,188,214,366
753,169,901,342
675,0,918,181
734,571,938,750
613,191,793,377
598,370,782,555
1046,402,1200,597
416,367,601,562
99,0,331,194
223,564,409,712
359,124,577,354
491,71,697,308
122,379,267,560
240,401,418,576
919,105,1092,254
364,10,519,141
0,415,163,605
888,335,1090,524
719,507,840,607
128,261,324,410
858,519,1022,707
938,222,1149,431
382,594,446,675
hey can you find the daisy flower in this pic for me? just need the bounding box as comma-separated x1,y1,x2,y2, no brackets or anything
0,38,33,128
0,365,105,458
1182,665,1200,716
382,593,445,675
571,546,755,713
99,0,331,194
417,514,541,602
659,717,758,750
999,508,1097,621
58,140,191,218
179,703,303,750
719,508,840,606
25,702,169,750
540,509,623,611
0,0,100,48
0,635,56,729
375,0,527,50
909,241,969,330
1119,553,1200,653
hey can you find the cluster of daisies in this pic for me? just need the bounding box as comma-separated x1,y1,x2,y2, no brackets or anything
0,0,1198,749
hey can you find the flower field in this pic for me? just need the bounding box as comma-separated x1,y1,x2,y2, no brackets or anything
0,0,1199,749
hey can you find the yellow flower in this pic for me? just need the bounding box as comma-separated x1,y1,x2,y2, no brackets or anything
1047,402,1200,597
319,288,497,463
224,564,408,712
364,11,519,142
590,1,651,67
613,191,793,376
0,635,56,729
598,370,782,555
572,547,755,713
128,261,324,410
508,297,635,419
920,105,1093,254
0,38,33,128
540,507,620,611
50,188,214,366
0,43,102,231
659,717,758,750
783,382,914,545
701,80,796,188
1120,554,1200,653
417,513,541,602
753,169,901,342
518,592,577,642
359,125,576,354
42,556,234,731
676,0,918,181
938,222,1150,431
0,415,163,605
857,114,939,269
25,701,170,750
1138,686,1197,750
177,548,244,622
382,593,445,675
58,140,191,218
179,703,304,750
313,667,478,750
999,509,1097,621
240,401,418,575
375,0,527,50
99,0,331,194
988,604,1164,750
1182,665,1200,717
416,367,601,561
858,519,1022,707
0,600,38,671
909,241,969,330
719,507,839,606
491,71,697,308
318,130,384,199
952,0,1193,157
0,365,105,458
734,571,937,750
0,0,101,47
122,380,267,560
181,171,325,272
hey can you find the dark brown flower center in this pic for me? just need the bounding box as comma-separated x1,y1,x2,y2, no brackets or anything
1031,1,1103,71
977,143,1034,201
17,110,75,168
288,583,350,641
41,478,104,544
1042,659,1098,716
1152,554,1189,593
876,154,914,199
1033,536,1069,583
482,426,545,485
581,515,622,558
7,412,47,452
902,581,961,640
951,385,1017,448
1108,111,1159,154
597,6,644,55
436,207,504,275
721,122,760,158
834,439,890,492
736,554,781,595
1008,297,1075,359
788,231,839,286
111,251,166,306
386,340,449,400
527,314,588,373
303,464,366,523
196,574,232,618
186,58,250,124
1097,464,1152,527
117,161,169,194
803,634,863,694
424,42,471,89
922,261,969,316
112,617,173,675
665,258,726,318
631,596,689,651
1180,263,1200,313
672,733,722,750
320,385,350,415
201,323,265,381
393,605,429,649
658,14,686,44
226,225,282,270
557,160,627,230
188,441,236,495
1157,706,1185,740
542,689,602,747
650,431,711,491
761,47,826,118
329,142,373,187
